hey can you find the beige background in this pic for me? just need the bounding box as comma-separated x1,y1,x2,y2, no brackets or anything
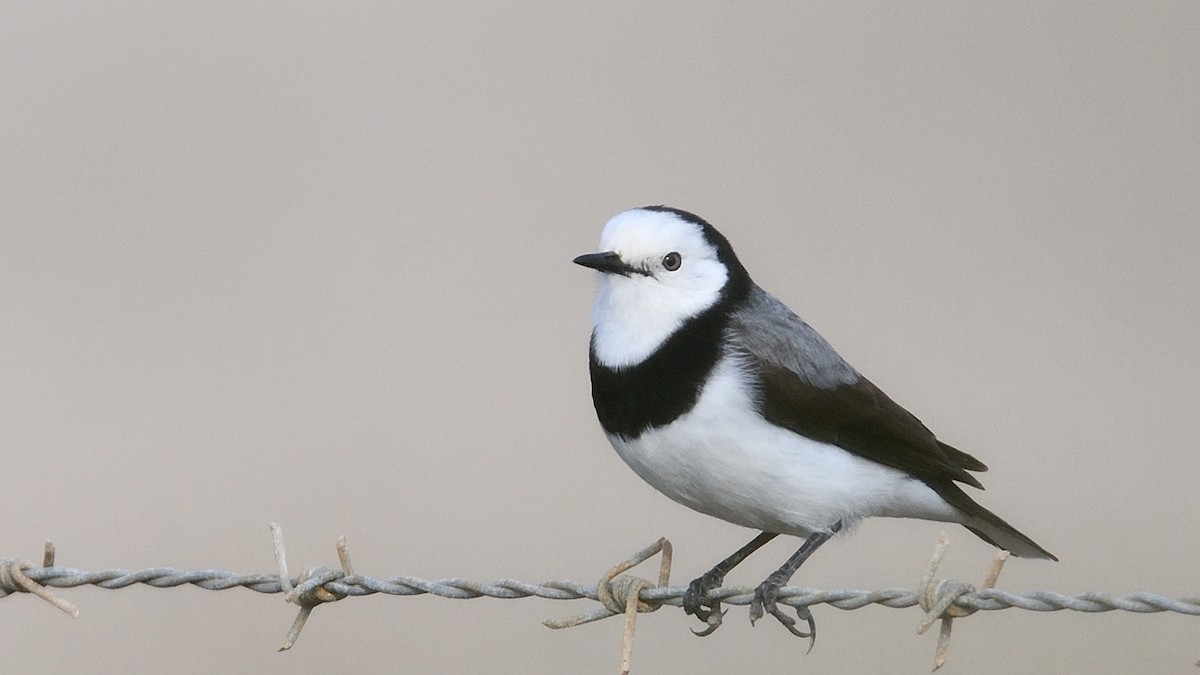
3,3,1198,673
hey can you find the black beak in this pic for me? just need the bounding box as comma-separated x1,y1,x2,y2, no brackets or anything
572,251,645,277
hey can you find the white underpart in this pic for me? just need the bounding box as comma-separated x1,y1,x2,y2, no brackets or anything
589,209,729,368
608,357,962,536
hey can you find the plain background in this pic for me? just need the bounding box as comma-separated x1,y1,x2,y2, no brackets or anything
2,3,1198,673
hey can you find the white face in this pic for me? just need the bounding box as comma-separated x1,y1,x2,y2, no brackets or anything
587,208,730,368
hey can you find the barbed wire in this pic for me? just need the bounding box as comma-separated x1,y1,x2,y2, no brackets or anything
9,561,1200,614
3,527,1198,673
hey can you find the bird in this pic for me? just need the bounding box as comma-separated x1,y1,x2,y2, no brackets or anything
573,205,1056,646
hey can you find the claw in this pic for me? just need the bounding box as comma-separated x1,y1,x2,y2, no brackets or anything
689,608,726,637
683,571,726,636
748,591,764,624
751,580,817,652
772,606,816,653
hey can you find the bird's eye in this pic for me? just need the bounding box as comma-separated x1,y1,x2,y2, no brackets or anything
662,252,682,271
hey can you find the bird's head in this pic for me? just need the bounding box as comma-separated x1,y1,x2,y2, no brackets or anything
575,206,750,367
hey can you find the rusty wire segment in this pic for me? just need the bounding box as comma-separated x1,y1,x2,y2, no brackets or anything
3,527,1199,672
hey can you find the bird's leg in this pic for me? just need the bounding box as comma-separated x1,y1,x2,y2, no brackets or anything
683,531,777,636
750,521,842,650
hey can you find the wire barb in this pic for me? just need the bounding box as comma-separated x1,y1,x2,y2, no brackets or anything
916,532,1009,670
270,523,353,651
545,538,673,675
0,553,79,618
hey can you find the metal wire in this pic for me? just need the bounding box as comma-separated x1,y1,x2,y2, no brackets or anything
3,529,1199,672
4,560,1198,615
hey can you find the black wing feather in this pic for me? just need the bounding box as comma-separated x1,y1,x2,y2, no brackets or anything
754,362,986,489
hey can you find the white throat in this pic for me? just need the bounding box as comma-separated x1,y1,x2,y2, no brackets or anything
590,270,725,368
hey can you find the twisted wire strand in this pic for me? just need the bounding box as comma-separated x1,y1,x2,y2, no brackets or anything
8,565,1199,616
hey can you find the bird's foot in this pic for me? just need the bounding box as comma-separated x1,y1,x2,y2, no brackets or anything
750,578,817,652
683,570,727,636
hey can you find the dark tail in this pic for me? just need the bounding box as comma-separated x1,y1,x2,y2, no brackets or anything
934,482,1058,560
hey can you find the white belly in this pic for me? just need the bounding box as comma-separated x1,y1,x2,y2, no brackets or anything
606,358,960,536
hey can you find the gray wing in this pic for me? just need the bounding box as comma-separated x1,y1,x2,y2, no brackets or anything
728,285,987,487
